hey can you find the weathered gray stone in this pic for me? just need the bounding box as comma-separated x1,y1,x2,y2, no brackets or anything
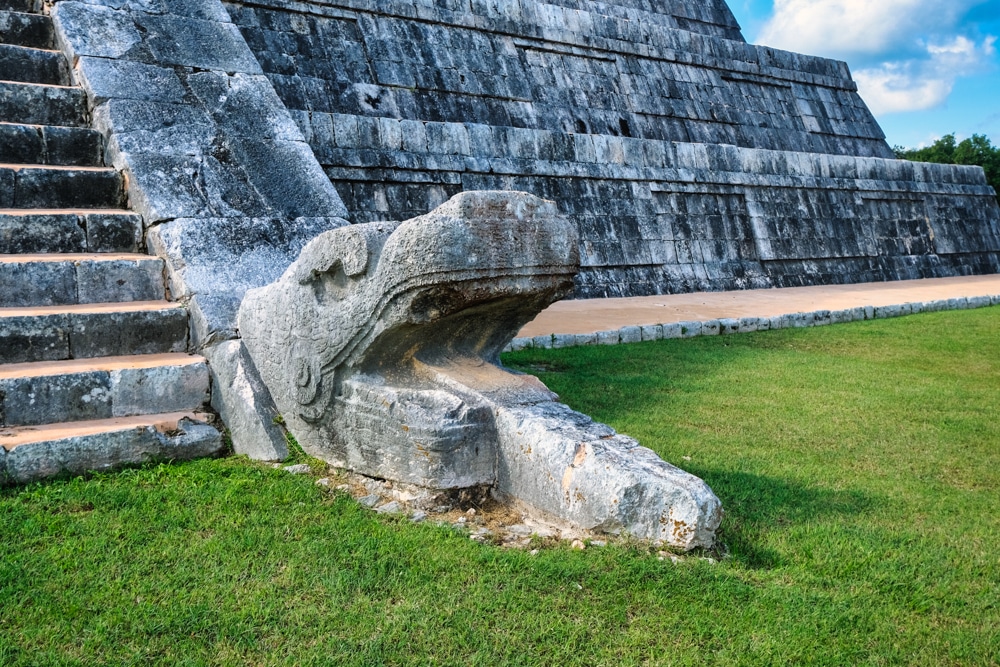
239,191,721,549
203,340,287,461
619,325,642,344
52,2,142,58
828,309,851,324
0,359,210,427
662,322,683,339
495,401,721,548
147,216,347,346
69,307,188,359
968,295,991,309
719,318,740,335
596,330,619,345
679,321,702,338
640,324,663,341
532,335,553,350
573,332,598,346
875,304,902,319
0,80,88,127
552,333,576,349
701,320,721,336
226,0,1000,297
509,337,532,351
76,56,187,104
109,362,209,417
3,417,222,485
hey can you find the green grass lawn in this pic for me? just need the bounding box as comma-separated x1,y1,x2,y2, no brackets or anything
2,307,999,666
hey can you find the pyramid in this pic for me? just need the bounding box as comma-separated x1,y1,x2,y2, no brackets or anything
222,0,1000,298
33,0,1000,467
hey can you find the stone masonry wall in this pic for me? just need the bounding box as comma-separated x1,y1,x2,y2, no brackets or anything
227,0,889,158
223,0,1000,297
299,118,1000,296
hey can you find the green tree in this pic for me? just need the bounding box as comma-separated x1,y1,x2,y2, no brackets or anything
894,133,1000,199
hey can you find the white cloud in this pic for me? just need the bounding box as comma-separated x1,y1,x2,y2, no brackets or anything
756,0,997,115
758,0,977,57
854,36,997,115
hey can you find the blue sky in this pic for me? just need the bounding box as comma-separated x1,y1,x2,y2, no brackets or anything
728,0,1000,148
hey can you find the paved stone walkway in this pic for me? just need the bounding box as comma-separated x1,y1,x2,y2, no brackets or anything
519,275,1000,337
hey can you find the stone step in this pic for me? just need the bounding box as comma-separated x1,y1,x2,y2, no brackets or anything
0,301,188,364
0,43,68,86
0,353,211,427
0,122,103,166
0,164,124,208
0,10,53,49
0,209,140,253
0,0,40,14
0,411,223,485
0,253,165,307
0,80,87,126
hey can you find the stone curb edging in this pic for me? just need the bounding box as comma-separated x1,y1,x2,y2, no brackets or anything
504,294,1000,352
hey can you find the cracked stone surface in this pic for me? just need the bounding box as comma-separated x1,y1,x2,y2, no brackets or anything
239,191,721,549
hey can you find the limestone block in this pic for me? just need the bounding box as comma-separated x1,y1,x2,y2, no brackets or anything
495,402,721,549
701,319,721,336
874,304,901,319
662,322,683,338
204,340,288,461
109,362,210,417
4,417,222,485
532,335,553,349
238,191,722,549
968,296,991,309
552,333,576,348
75,56,187,105
619,325,642,344
52,2,141,59
147,215,348,346
640,324,663,341
813,310,832,326
679,321,702,337
768,314,788,329
719,318,740,334
508,337,532,351
597,330,620,345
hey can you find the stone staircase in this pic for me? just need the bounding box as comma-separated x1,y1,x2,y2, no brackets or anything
0,0,221,484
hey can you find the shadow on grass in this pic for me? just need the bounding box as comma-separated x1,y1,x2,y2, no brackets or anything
689,466,878,570
503,331,802,427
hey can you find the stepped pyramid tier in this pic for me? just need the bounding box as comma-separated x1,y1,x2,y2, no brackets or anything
225,0,1000,298
37,0,1000,475
0,0,220,484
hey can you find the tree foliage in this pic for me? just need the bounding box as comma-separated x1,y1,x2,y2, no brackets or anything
894,134,1000,199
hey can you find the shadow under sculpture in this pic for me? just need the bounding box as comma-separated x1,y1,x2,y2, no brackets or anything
238,191,722,549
